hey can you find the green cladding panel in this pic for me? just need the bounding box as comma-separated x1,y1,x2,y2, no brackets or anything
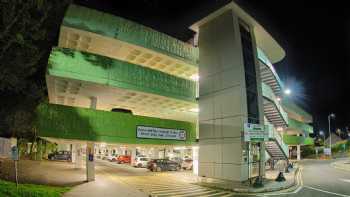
283,135,314,145
36,103,196,145
62,4,199,66
288,118,314,134
48,47,196,102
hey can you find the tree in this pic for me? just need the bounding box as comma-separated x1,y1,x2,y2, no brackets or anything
0,0,71,138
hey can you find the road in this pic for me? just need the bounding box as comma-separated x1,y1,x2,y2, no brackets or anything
94,159,350,197
95,160,237,196
262,158,350,197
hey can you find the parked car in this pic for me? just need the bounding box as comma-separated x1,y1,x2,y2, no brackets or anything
133,157,150,168
170,157,183,164
181,159,193,170
147,159,181,172
116,155,131,164
102,154,118,161
48,151,71,161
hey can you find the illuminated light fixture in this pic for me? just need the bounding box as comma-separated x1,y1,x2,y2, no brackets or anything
276,97,281,102
174,146,186,150
284,88,291,95
276,127,283,132
189,108,199,113
190,74,199,81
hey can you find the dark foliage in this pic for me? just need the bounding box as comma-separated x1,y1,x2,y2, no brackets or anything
0,0,71,138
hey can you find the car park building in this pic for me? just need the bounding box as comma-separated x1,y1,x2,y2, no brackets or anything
36,1,314,186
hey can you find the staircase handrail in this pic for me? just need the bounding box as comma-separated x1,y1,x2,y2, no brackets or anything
262,82,289,124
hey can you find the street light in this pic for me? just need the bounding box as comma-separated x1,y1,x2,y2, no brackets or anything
284,88,291,95
328,113,336,155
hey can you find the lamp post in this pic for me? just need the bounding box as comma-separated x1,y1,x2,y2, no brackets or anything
328,113,336,155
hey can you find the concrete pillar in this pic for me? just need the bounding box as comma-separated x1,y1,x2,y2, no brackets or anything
73,144,83,168
85,96,97,181
259,142,266,177
297,145,301,161
90,96,97,109
162,148,166,159
86,142,95,181
197,10,264,183
192,147,199,175
71,144,76,163
131,147,137,166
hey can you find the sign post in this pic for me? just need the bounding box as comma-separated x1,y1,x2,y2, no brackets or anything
244,123,268,187
11,146,19,187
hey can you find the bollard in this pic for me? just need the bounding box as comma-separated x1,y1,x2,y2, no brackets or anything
275,172,286,182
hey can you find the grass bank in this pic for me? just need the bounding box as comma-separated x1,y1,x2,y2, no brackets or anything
0,179,70,197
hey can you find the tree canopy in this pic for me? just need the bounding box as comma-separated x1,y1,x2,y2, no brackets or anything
0,0,71,138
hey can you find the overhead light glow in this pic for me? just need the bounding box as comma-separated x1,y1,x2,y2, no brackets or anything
284,88,291,95
276,97,281,101
190,74,199,81
276,127,283,132
189,108,199,113
174,146,186,150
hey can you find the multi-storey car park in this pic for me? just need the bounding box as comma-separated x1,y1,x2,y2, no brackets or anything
34,1,314,186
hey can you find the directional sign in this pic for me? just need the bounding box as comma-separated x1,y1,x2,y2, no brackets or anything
244,123,268,142
11,146,19,161
137,126,186,141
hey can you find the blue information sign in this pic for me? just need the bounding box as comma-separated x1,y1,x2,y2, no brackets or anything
11,146,19,161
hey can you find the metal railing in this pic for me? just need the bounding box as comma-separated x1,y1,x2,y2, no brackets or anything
266,123,289,157
262,82,288,124
257,48,284,90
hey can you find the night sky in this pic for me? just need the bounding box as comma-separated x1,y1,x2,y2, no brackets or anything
75,0,350,136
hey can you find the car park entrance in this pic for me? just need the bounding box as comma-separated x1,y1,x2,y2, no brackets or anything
44,137,198,178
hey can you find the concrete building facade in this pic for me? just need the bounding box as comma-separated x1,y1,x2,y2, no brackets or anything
34,1,314,185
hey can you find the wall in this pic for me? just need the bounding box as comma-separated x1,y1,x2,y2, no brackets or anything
198,10,265,182
36,103,196,145
48,47,197,102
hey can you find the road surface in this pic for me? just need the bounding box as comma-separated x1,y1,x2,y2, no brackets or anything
261,158,350,197
94,159,350,197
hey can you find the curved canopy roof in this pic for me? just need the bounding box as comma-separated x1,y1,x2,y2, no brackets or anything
190,1,285,63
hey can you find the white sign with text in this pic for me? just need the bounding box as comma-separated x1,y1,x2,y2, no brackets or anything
137,126,186,141
244,123,268,142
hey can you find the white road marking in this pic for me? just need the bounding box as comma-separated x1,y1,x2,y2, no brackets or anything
339,178,350,183
303,186,350,197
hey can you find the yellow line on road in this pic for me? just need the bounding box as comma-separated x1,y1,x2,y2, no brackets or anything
172,190,222,197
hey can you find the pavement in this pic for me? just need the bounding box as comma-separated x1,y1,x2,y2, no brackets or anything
0,158,85,186
197,168,297,193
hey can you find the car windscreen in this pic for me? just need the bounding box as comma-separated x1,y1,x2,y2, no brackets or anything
140,158,149,161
